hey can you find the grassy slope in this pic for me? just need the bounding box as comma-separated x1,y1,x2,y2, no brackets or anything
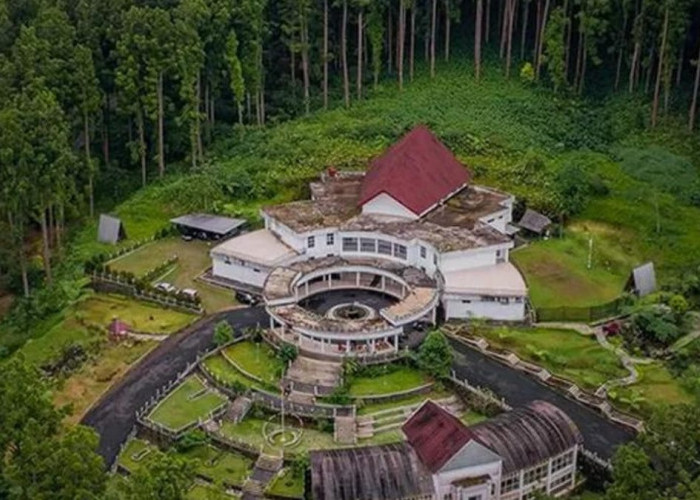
148,376,226,431
223,341,283,385
349,366,431,396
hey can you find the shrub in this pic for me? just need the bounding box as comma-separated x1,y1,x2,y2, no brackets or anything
277,343,298,364
213,321,234,346
176,429,209,452
417,331,453,379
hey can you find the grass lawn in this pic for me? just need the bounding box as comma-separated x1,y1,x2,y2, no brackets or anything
117,438,159,472
349,366,431,397
461,410,489,425
182,445,253,487
474,326,627,390
356,387,452,415
187,484,239,500
266,468,305,499
18,293,193,366
219,416,337,453
611,362,693,415
223,341,284,386
53,339,156,424
148,376,227,431
202,354,265,390
109,238,234,312
512,222,635,309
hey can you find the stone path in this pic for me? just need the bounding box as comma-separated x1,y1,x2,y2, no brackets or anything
242,454,283,500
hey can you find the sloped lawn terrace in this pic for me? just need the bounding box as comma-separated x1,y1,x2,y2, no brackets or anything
147,375,227,431
348,365,432,397
182,444,253,487
222,340,284,387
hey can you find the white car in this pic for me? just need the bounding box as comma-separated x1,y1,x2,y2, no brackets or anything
154,282,177,293
182,288,199,300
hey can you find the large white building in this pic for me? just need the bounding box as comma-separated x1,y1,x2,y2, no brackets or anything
211,126,528,358
311,400,582,500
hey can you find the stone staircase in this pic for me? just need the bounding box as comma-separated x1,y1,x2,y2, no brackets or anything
284,355,342,395
334,415,357,444
356,396,465,439
242,454,284,499
226,396,252,423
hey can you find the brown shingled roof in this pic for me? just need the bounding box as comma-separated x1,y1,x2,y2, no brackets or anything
402,400,476,473
359,125,470,216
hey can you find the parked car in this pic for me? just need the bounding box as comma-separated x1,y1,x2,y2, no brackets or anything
154,282,177,294
181,234,193,242
235,290,259,306
182,288,199,300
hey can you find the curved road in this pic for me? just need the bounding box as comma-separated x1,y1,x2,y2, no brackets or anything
83,304,633,466
81,306,267,466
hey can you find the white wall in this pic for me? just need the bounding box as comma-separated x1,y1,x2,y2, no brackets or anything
480,208,511,234
264,214,305,251
212,255,270,288
443,294,526,321
440,246,508,272
433,460,501,499
361,192,418,220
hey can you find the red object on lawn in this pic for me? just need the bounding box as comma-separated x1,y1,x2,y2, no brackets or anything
108,318,130,337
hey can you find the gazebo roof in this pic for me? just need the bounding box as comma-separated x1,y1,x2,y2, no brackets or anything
517,208,552,234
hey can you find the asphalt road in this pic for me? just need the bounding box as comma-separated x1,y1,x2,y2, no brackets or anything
83,302,633,467
449,337,635,460
81,306,267,466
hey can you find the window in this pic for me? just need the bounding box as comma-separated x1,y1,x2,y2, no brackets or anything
551,451,574,472
393,243,407,260
501,474,519,493
224,256,231,265
467,495,482,500
461,299,472,304
307,236,315,248
326,233,335,246
481,296,496,302
433,254,438,265
420,246,427,259
498,297,510,305
360,238,376,253
342,237,358,251
377,239,392,255
523,463,548,485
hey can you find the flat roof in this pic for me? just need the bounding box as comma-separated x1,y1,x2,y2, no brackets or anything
443,262,527,296
171,213,246,235
210,229,298,267
424,185,511,230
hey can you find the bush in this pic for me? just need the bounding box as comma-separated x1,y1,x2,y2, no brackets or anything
213,321,234,346
417,331,453,379
176,429,209,452
277,343,298,364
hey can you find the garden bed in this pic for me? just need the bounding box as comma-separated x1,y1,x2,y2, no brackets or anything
116,438,159,472
148,376,227,432
266,467,305,499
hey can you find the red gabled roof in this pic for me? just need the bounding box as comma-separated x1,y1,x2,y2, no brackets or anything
359,125,470,216
402,400,476,473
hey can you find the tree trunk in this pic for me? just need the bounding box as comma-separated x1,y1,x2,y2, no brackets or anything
291,35,296,89
500,0,508,59
645,48,654,94
410,6,416,81
444,0,450,61
430,0,437,78
357,9,364,99
574,29,583,90
520,0,529,60
39,206,52,284
399,0,405,89
505,0,516,78
302,15,310,114
689,42,700,131
651,7,669,128
388,7,393,73
196,70,203,165
614,10,628,91
102,96,110,166
534,0,542,63
342,0,350,107
535,0,550,80
475,0,483,81
676,37,685,87
157,71,165,177
323,0,329,109
8,212,29,297
578,40,587,94
138,110,146,187
84,109,93,218
629,40,641,93
564,0,572,82
486,0,491,42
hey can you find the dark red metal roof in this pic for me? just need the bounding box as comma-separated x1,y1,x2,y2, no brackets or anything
402,400,476,473
359,125,470,216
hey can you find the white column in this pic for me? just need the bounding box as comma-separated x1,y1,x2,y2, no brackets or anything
305,281,309,296
381,275,386,291
370,339,375,353
570,446,578,488
269,317,274,329
546,457,553,494
518,469,525,500
328,273,332,289
393,335,398,351
356,271,360,286
346,340,350,353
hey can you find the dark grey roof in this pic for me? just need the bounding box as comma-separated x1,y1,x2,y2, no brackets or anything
630,262,656,297
170,213,245,235
98,214,125,244
470,400,582,473
310,443,435,500
517,209,552,234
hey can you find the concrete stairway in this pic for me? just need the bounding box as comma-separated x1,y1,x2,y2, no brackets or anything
284,355,342,394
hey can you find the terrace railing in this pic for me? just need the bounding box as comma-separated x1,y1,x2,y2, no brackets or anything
535,297,626,323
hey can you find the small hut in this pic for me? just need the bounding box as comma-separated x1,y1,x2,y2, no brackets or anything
627,262,657,297
108,318,130,339
517,208,552,237
98,214,126,244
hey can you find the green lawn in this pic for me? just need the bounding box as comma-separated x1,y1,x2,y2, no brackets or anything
148,376,227,431
109,238,234,312
117,438,159,472
610,362,693,416
512,222,635,309
349,366,431,397
356,387,452,415
202,354,264,390
266,468,305,499
182,445,253,487
223,341,284,386
187,484,239,500
219,417,337,453
473,326,627,390
18,293,194,366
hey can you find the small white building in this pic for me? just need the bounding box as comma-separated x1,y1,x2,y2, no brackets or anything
211,126,528,343
310,400,582,500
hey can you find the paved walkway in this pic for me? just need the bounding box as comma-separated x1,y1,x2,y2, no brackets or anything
449,337,635,460
82,307,268,466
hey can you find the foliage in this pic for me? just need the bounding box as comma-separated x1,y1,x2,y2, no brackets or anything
176,429,210,453
625,304,683,351
416,330,452,379
277,343,298,364
213,320,234,346
116,450,195,500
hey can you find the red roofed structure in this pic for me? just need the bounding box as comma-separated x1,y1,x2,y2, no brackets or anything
359,125,470,216
402,400,476,472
